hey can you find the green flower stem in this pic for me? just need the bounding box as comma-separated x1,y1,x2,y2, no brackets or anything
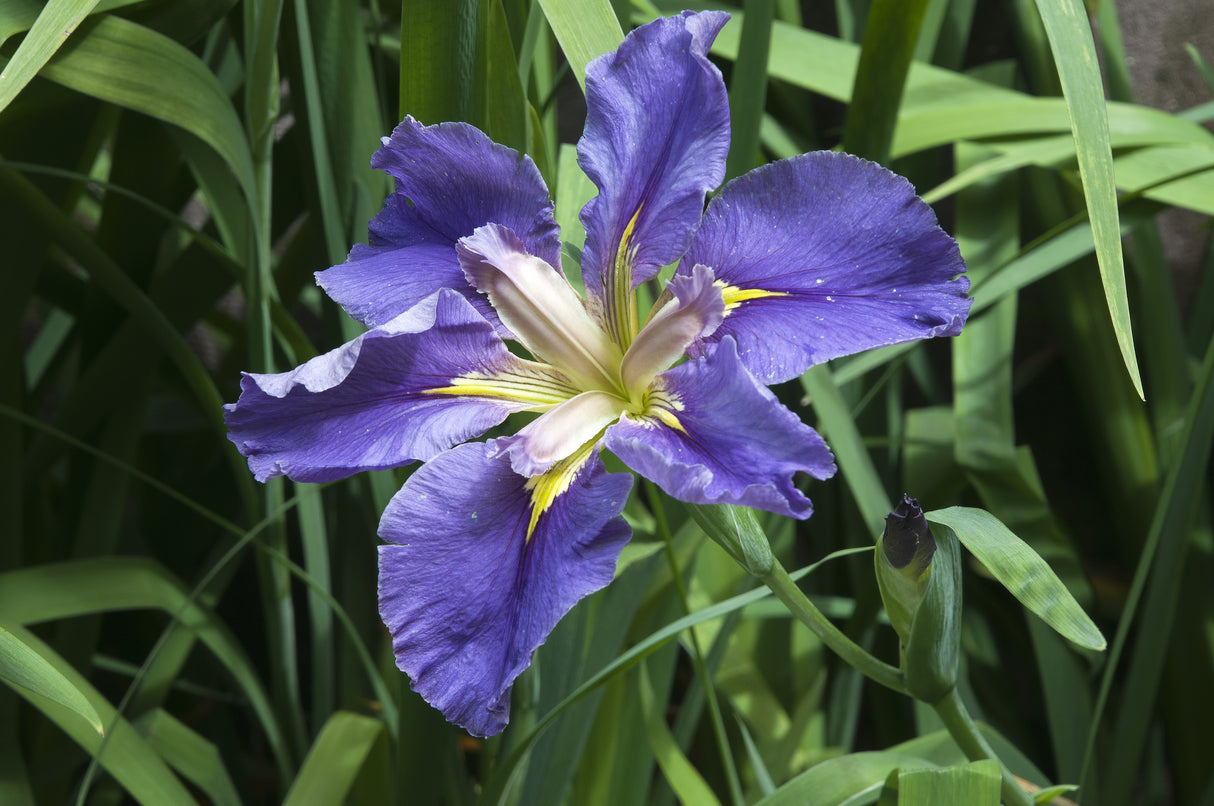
933,688,1035,806
758,558,907,696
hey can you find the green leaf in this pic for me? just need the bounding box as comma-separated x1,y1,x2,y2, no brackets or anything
2,623,198,804
755,752,938,806
0,557,291,777
555,142,596,260
480,0,529,153
801,364,892,533
841,0,931,163
28,14,256,204
725,0,774,180
282,711,388,806
896,760,1001,805
926,507,1106,650
135,709,241,806
1032,0,1141,398
891,724,1050,787
638,660,723,806
0,0,102,114
0,622,103,735
399,0,479,123
537,0,623,92
1033,784,1079,804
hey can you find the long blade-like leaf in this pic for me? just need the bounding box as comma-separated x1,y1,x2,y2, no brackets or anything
0,0,101,114
0,622,103,735
927,507,1106,650
1033,0,1141,398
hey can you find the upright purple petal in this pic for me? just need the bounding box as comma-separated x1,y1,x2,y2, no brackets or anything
224,291,546,483
378,441,633,737
317,117,561,330
577,11,731,334
681,152,971,384
605,338,835,518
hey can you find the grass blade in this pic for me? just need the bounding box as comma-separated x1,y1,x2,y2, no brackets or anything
134,709,241,806
756,752,936,806
282,712,387,806
2,623,197,803
897,760,1002,806
0,0,101,114
536,0,623,92
0,622,103,735
725,0,773,180
400,0,479,123
1032,0,1141,398
841,0,931,163
638,660,723,806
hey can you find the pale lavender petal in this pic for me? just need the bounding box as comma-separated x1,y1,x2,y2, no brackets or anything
493,390,625,477
317,117,561,330
620,263,724,394
681,151,971,384
378,441,633,737
224,291,539,482
458,223,621,390
605,338,835,518
577,11,731,320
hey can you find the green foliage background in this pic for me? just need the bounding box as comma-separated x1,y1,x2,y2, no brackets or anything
2,0,1212,803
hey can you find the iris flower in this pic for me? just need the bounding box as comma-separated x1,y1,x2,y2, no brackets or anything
224,11,970,736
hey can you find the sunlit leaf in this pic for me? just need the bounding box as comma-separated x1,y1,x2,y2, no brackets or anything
927,508,1106,650
1033,0,1140,398
281,711,387,806
896,759,1002,806
755,752,937,806
537,0,623,92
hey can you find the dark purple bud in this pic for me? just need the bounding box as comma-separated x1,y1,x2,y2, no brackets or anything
882,494,935,578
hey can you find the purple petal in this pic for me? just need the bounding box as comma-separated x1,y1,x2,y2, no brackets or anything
577,11,731,314
681,151,971,384
605,338,835,518
317,117,561,330
224,291,537,482
378,441,633,736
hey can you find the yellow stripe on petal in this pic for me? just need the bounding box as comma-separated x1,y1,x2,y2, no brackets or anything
605,206,644,347
524,437,601,541
718,282,787,313
423,362,579,409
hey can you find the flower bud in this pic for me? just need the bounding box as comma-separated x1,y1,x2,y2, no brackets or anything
688,504,774,577
875,494,936,645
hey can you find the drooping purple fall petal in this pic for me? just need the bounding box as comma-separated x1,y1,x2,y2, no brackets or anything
377,441,633,737
224,291,555,482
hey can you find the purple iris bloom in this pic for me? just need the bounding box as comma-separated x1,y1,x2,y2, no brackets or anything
224,11,970,737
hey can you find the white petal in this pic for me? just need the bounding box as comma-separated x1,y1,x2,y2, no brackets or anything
495,389,626,476
459,224,623,392
620,264,725,395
